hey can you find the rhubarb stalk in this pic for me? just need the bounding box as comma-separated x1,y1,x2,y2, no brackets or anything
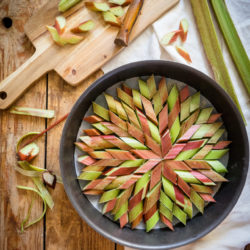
114,0,144,47
190,0,245,120
211,0,250,96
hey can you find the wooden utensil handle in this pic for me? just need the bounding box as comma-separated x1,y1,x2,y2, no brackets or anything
0,49,53,109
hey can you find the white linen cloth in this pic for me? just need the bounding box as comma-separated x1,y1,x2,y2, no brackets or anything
102,0,250,249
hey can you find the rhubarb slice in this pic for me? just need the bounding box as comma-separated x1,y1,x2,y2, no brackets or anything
92,102,110,121
18,143,40,162
110,6,125,17
71,20,95,33
161,30,181,45
55,16,66,34
85,2,110,11
109,0,131,6
176,46,192,63
103,11,121,27
58,0,81,12
179,18,189,42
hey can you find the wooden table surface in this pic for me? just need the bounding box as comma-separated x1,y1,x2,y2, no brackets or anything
0,1,124,249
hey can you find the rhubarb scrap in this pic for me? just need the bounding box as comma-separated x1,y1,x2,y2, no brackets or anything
11,106,54,118
58,0,81,12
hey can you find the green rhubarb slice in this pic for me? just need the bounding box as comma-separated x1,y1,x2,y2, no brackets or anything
132,89,142,109
168,85,179,111
120,137,147,149
104,94,117,114
192,123,222,139
211,0,250,96
119,159,145,167
162,177,175,202
183,197,193,218
175,171,201,184
153,92,162,116
78,171,101,180
147,75,157,99
180,97,191,122
129,202,143,222
92,102,110,121
114,201,128,220
92,123,113,135
190,189,204,213
115,101,128,120
196,107,213,124
204,149,229,160
146,211,159,232
58,0,81,12
159,203,173,221
206,160,228,173
99,189,120,203
173,204,187,225
190,92,200,113
148,120,161,144
208,129,225,144
160,190,173,211
190,0,244,120
170,117,181,143
175,148,199,160
139,79,150,99
110,6,125,17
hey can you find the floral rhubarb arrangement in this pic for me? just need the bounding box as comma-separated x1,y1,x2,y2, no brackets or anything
75,75,230,232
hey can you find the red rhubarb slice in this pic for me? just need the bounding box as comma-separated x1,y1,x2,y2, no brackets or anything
136,109,151,136
180,85,189,103
141,96,158,125
101,135,132,150
185,160,211,169
127,122,145,143
162,162,177,184
178,125,201,142
84,115,104,123
109,111,127,131
101,122,129,137
164,144,186,159
83,129,101,136
131,150,161,159
145,134,162,156
164,160,191,171
159,104,168,135
158,77,168,104
135,160,161,174
213,141,231,150
207,113,222,123
106,149,136,160
161,130,172,156
149,163,162,190
199,193,216,202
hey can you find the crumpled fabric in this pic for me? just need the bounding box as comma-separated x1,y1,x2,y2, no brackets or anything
102,0,250,249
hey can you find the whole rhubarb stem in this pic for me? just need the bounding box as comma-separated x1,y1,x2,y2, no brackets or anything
115,0,144,47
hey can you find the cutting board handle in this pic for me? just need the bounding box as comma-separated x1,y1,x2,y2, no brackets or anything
0,49,53,109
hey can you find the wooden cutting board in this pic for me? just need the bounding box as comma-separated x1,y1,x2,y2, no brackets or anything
0,0,179,109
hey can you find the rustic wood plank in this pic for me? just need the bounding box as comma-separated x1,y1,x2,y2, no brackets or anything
0,1,47,250
45,70,115,250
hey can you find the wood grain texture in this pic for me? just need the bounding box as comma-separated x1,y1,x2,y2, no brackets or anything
0,0,179,109
0,1,46,250
45,70,116,250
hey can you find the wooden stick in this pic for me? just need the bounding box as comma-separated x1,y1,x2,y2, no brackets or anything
114,0,144,47
22,113,69,148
